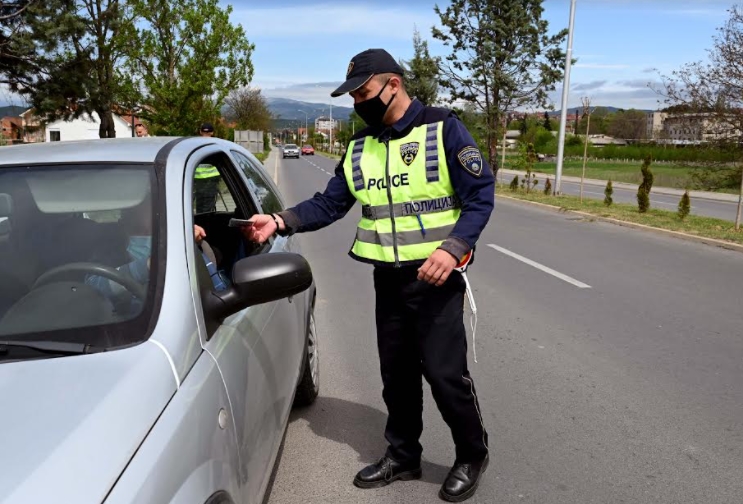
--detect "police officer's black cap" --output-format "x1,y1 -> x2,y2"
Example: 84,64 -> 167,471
331,49 -> 405,98
199,122 -> 214,133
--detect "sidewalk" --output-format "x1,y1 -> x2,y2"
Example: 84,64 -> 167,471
263,146 -> 280,184
497,168 -> 740,203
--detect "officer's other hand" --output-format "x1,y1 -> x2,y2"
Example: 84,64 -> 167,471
418,249 -> 457,286
241,214 -> 275,244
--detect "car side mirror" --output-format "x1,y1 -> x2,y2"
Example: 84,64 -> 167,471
202,252 -> 312,320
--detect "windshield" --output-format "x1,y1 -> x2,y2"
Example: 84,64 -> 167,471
285,144 -> 298,149
0,164 -> 160,350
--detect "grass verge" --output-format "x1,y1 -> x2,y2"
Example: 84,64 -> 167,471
254,150 -> 269,163
497,183 -> 743,245
501,158 -> 695,188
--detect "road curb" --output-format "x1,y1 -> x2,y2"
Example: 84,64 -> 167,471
497,194 -> 743,254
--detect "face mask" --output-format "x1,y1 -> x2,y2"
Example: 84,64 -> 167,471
127,235 -> 152,262
354,79 -> 396,127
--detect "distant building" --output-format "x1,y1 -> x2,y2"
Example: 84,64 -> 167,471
646,111 -> 668,140
661,113 -> 740,145
1,116 -> 21,144
586,134 -> 627,147
314,116 -> 337,133
44,111 -> 133,142
20,109 -> 45,143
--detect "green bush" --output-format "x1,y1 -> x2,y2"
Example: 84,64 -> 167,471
678,190 -> 691,220
544,178 -> 552,195
604,179 -> 613,206
637,156 -> 653,213
509,175 -> 519,191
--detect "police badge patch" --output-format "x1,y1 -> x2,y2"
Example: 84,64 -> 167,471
457,146 -> 483,177
400,142 -> 419,166
346,61 -> 354,77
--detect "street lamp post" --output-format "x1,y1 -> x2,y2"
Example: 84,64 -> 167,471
329,100 -> 333,154
298,109 -> 308,142
555,0 -> 577,195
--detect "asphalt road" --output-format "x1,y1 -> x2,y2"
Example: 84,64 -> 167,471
267,153 -> 743,504
496,169 -> 740,222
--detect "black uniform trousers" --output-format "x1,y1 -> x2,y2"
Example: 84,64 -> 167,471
373,265 -> 489,465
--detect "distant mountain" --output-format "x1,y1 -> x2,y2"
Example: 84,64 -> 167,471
0,105 -> 26,118
546,106 -> 653,116
267,97 -> 353,125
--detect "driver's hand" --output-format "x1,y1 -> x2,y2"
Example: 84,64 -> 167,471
241,214 -> 275,244
194,224 -> 206,243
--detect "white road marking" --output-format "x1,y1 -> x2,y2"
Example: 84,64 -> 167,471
487,244 -> 592,289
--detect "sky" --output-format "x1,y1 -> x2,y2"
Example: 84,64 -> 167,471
0,0 -> 735,111
227,0 -> 734,111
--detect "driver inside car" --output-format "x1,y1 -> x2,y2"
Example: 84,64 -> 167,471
86,199 -> 228,318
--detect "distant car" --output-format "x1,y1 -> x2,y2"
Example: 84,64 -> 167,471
0,137 -> 319,504
282,144 -> 300,159
301,145 -> 315,156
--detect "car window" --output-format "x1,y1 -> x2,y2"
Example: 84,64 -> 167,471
193,161 -> 238,215
231,150 -> 284,215
0,164 -> 160,347
284,144 -> 297,149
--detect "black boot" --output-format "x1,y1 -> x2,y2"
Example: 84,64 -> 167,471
439,454 -> 489,502
353,456 -> 422,489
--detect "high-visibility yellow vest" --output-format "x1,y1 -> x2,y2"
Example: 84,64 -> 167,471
343,121 -> 460,266
195,164 -> 220,179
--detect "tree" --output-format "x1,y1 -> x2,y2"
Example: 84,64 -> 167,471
657,5 -> 743,230
509,175 -> 519,191
637,155 -> 653,213
4,0 -> 133,138
433,0 -> 568,176
607,109 -> 647,140
543,111 -> 552,131
604,179 -> 613,206
126,0 -> 254,136
224,87 -> 273,132
678,190 -> 691,220
400,28 -> 440,106
580,97 -> 593,203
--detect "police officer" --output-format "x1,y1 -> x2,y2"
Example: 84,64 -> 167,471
194,122 -> 221,213
244,49 -> 494,502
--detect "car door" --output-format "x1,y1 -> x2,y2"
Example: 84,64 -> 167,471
186,147 -> 301,504
229,147 -> 308,430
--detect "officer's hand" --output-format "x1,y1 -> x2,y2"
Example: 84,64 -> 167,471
418,249 -> 457,286
241,214 -> 275,244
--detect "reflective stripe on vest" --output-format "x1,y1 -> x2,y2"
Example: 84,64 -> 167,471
361,195 -> 460,220
343,120 -> 459,265
425,122 -> 439,182
355,223 -> 455,247
350,139 -> 366,191
195,164 -> 220,179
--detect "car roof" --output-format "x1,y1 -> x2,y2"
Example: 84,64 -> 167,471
0,137 -> 190,166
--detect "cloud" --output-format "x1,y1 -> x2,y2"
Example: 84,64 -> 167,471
259,81 -> 354,107
573,63 -> 631,70
231,4 -> 438,40
642,67 -> 656,73
572,80 -> 608,91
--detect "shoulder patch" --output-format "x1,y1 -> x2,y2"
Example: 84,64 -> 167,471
457,146 -> 483,177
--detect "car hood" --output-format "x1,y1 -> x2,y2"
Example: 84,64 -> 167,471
0,341 -> 178,503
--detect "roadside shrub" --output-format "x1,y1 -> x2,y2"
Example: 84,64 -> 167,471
604,179 -> 613,206
510,175 -> 519,191
678,190 -> 691,220
637,156 -> 653,213
544,178 -> 552,195
637,186 -> 649,213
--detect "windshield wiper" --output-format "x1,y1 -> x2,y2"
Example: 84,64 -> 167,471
0,340 -> 104,356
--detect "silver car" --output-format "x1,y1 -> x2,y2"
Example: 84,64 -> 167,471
281,144 -> 300,159
0,137 -> 319,504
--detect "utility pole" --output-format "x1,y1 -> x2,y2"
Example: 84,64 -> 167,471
555,0 -> 577,195
329,100 -> 333,154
